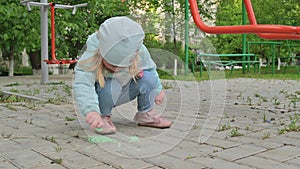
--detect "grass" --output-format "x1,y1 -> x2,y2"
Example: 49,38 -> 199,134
0,93 -> 25,103
65,117 -> 76,121
217,123 -> 231,131
230,127 -> 244,137
159,66 -> 299,81
279,114 -> 300,134
262,132 -> 271,140
51,158 -> 62,164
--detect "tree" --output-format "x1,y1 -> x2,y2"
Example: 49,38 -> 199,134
0,1 -> 37,76
50,0 -> 132,60
1,0 -> 219,76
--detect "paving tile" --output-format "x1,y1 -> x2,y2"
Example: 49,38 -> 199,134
0,158 -> 19,169
31,163 -> 67,169
257,145 -> 300,162
245,129 -> 279,140
1,76 -> 300,169
88,164 -> 117,169
227,135 -> 260,145
0,139 -> 25,153
143,167 -> 164,169
251,140 -> 283,150
212,144 -> 267,161
191,156 -> 253,169
47,150 -> 104,169
91,151 -> 154,169
269,134 -> 300,146
285,156 -> 300,167
285,131 -> 300,139
145,154 -> 206,169
2,149 -> 52,169
166,143 -> 221,159
236,156 -> 287,169
204,137 -> 242,149
262,163 -> 299,169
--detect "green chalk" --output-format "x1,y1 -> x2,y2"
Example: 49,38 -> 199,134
95,128 -> 103,132
88,135 -> 117,144
129,136 -> 139,142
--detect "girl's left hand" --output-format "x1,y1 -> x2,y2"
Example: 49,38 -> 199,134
135,71 -> 144,79
155,90 -> 165,105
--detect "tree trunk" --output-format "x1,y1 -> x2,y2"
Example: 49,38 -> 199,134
29,51 -> 41,69
8,46 -> 14,77
172,0 -> 177,55
29,50 -> 41,74
277,46 -> 281,70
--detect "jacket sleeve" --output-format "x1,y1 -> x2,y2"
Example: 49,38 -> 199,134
73,33 -> 101,117
139,45 -> 163,94
73,66 -> 100,117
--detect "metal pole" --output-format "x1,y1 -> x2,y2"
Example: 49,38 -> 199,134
185,0 -> 189,75
272,44 -> 275,75
40,0 -> 49,84
50,3 -> 57,61
242,0 -> 247,74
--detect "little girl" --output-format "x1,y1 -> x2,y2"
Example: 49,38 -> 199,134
73,16 -> 172,134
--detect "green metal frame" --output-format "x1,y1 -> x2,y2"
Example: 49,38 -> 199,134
193,53 -> 260,77
185,0 -> 189,75
247,41 -> 282,75
284,40 -> 300,74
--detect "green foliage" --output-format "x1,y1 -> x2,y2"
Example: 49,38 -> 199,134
157,69 -> 175,80
14,66 -> 33,75
217,123 -> 231,131
49,0 -> 121,60
0,1 -> 31,62
0,93 -> 25,103
279,113 -> 300,134
0,65 -> 32,76
230,127 -> 244,137
7,0 -> 300,77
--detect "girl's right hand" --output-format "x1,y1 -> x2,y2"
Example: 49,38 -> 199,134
86,112 -> 103,129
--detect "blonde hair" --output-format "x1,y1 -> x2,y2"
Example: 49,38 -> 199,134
78,49 -> 140,88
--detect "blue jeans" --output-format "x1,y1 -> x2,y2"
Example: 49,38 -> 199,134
95,71 -> 157,116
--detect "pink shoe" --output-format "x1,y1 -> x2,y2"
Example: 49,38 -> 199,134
95,116 -> 116,135
133,110 -> 172,129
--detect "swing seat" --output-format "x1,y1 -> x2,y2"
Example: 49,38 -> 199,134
44,59 -> 77,64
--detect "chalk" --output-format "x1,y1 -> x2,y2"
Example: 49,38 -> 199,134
95,128 -> 103,132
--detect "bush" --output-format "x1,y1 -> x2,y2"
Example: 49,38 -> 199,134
14,66 -> 33,75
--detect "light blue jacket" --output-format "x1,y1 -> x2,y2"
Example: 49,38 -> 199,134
73,32 -> 162,116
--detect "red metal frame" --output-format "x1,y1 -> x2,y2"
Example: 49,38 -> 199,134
44,2 -> 77,64
189,0 -> 300,40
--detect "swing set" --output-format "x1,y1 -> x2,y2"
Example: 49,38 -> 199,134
46,2 -> 78,64
21,1 -> 87,65
188,0 -> 300,40
188,0 -> 300,77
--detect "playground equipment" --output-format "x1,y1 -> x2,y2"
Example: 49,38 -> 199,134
284,41 -> 300,74
247,41 -> 283,75
45,2 -> 79,64
192,53 -> 259,77
188,0 -> 300,40
187,0 -> 300,76
21,0 -> 87,83
247,41 -> 299,75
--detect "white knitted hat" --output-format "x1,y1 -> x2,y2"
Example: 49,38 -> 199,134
98,16 -> 145,67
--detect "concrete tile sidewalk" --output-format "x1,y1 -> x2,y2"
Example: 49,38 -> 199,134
0,75 -> 299,169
